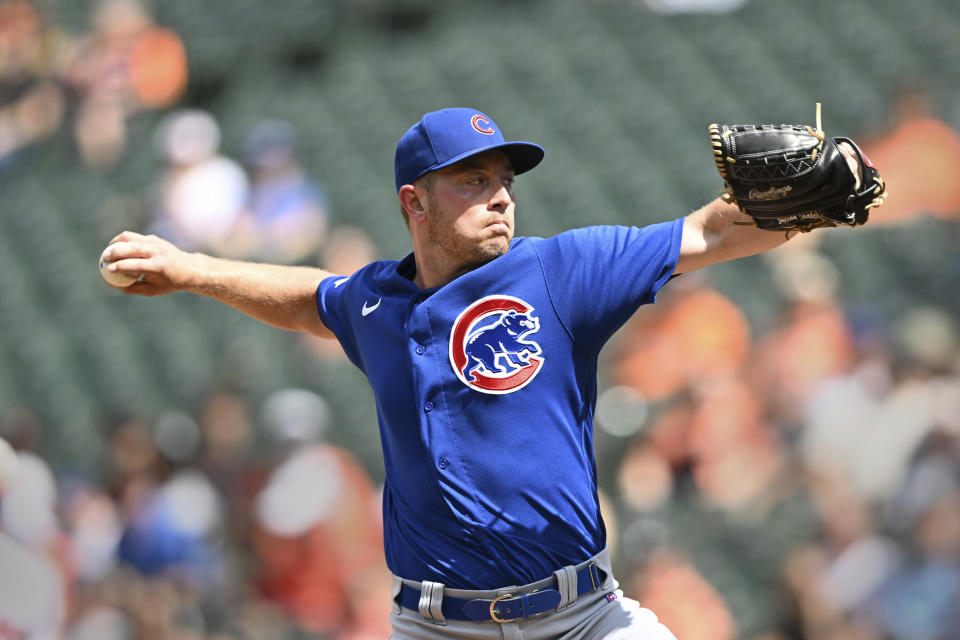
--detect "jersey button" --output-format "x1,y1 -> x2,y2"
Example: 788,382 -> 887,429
438,458 -> 450,470
424,401 -> 434,412
415,345 -> 426,355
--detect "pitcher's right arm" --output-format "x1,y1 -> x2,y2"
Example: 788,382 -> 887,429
102,231 -> 336,339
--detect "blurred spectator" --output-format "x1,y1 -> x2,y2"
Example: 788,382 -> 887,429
61,402 -> 261,640
611,282 -> 751,401
801,351 -> 942,503
764,234 -> 840,305
251,388 -> 391,638
888,431 -> 960,536
0,528 -> 66,640
237,119 -> 331,264
66,603 -> 134,640
199,393 -> 254,479
64,0 -> 187,169
894,306 -> 959,375
617,442 -> 674,513
863,429 -> 960,640
148,109 -> 250,256
688,378 -> 786,513
0,438 -> 67,640
117,468 -> 224,590
0,405 -> 42,452
629,548 -> 737,640
751,298 -> 855,426
646,400 -> 696,473
60,479 -> 123,585
865,490 -> 960,640
196,392 -> 258,545
0,0 -> 66,165
321,224 -> 379,276
68,568 -> 209,640
108,419 -> 225,595
780,471 -> 900,639
626,377 -> 786,515
0,409 -> 74,569
862,90 -> 960,224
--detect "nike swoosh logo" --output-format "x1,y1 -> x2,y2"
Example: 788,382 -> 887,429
361,299 -> 381,316
334,277 -> 350,288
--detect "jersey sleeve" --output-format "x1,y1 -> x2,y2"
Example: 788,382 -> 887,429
533,218 -> 684,350
315,275 -> 365,371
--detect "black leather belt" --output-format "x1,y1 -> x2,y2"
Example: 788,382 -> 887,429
397,562 -> 605,623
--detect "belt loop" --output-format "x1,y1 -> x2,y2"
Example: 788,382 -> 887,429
553,564 -> 578,609
390,575 -> 403,614
418,580 -> 446,625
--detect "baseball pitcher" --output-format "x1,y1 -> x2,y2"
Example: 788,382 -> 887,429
102,106 -> 884,639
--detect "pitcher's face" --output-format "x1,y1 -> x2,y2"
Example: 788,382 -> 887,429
421,150 -> 517,270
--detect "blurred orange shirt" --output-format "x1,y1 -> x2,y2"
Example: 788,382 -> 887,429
613,288 -> 750,400
128,27 -> 188,108
864,115 -> 960,223
633,551 -> 736,640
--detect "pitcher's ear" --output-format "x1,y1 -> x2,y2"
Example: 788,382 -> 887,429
398,184 -> 427,223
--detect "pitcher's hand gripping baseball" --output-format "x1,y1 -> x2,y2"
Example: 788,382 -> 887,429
709,103 -> 887,233
99,232 -> 197,296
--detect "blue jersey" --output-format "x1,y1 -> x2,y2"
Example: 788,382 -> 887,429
315,220 -> 684,589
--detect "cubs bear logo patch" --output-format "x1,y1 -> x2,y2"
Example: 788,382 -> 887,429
449,295 -> 544,394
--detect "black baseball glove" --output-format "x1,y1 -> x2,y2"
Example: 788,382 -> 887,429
709,105 -> 886,232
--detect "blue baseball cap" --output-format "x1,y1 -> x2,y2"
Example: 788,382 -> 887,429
394,108 -> 545,192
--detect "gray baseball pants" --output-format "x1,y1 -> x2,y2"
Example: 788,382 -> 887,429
388,548 -> 678,639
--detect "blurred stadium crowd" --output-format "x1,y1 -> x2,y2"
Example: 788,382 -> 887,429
2,0 -> 960,639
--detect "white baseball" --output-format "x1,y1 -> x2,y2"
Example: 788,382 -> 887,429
0,437 -> 19,493
99,251 -> 139,288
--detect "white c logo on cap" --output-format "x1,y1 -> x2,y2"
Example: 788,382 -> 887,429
471,115 -> 495,135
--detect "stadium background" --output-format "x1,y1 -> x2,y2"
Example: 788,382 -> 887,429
1,0 -> 960,639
